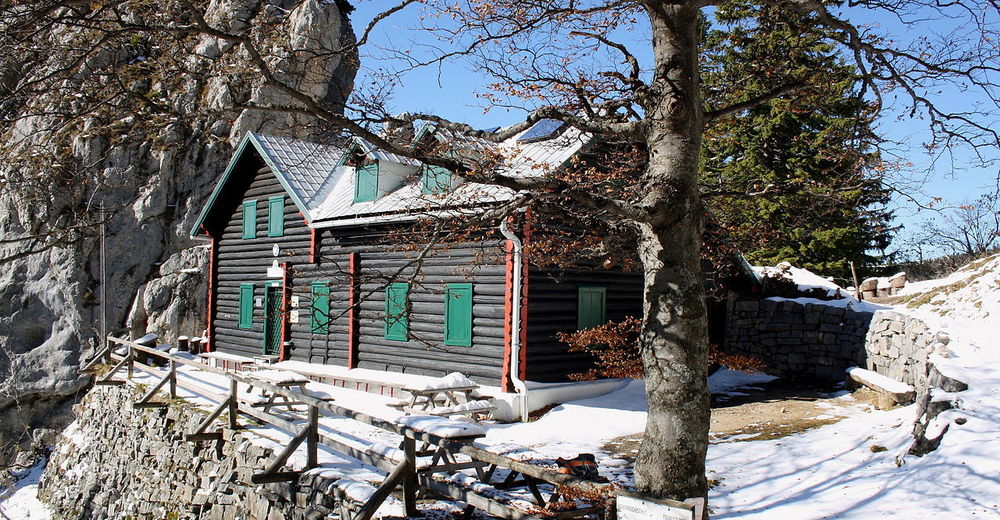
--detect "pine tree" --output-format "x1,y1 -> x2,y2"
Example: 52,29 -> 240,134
701,2 -> 894,278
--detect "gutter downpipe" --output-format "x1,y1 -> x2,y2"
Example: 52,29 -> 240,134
500,218 -> 530,421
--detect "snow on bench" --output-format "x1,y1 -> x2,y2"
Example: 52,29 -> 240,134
245,369 -> 311,385
429,400 -> 496,417
846,367 -> 916,409
396,415 -> 486,438
334,478 -> 405,516
405,372 -> 478,392
364,442 -> 434,469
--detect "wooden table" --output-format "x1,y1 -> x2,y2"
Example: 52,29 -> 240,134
244,369 -> 313,413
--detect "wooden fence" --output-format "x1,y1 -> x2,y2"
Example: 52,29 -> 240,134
81,337 -> 624,520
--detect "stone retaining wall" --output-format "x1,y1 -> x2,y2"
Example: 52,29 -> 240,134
725,298 -> 874,380
39,385 -> 343,520
864,310 -> 936,389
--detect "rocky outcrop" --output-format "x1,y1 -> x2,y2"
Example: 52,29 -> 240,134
0,0 -> 357,447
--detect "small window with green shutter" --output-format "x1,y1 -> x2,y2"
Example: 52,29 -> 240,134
311,281 -> 330,334
577,286 -> 606,330
239,283 -> 254,329
354,163 -> 379,203
267,196 -> 284,237
241,200 -> 257,239
421,165 -> 451,194
444,283 -> 473,347
384,283 -> 409,341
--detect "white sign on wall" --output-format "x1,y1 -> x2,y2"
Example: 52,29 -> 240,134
617,493 -> 695,520
289,310 -> 300,324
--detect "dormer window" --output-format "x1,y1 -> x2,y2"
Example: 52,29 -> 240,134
421,165 -> 451,194
347,150 -> 379,203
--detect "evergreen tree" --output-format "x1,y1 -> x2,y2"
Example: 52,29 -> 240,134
701,3 -> 894,278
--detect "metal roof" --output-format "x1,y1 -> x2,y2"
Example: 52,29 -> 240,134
193,124 -> 589,235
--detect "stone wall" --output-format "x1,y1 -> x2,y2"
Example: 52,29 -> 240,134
39,385 -> 346,520
863,310 -> 945,390
725,297 -> 874,380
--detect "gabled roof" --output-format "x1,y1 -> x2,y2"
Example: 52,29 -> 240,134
191,120 -> 590,235
189,133 -> 348,236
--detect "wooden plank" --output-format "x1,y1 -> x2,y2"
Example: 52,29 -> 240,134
250,471 -> 301,484
184,432 -> 223,442
419,474 -> 544,520
133,402 -> 169,409
354,460 -> 410,520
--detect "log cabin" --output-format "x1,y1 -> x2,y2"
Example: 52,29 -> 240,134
189,122 -> 755,412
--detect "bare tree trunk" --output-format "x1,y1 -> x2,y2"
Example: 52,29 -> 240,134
632,3 -> 710,505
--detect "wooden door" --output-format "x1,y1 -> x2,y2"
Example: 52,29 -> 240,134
262,285 -> 282,356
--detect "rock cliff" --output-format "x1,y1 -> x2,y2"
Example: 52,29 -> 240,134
0,0 -> 357,448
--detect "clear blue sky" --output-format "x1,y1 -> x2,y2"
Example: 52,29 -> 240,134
348,1 -> 999,256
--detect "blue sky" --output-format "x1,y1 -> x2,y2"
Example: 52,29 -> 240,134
347,1 -> 999,255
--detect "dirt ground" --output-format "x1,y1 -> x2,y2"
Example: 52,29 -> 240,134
603,378 -> 873,461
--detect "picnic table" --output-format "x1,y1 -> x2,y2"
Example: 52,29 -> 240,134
389,372 -> 495,419
244,369 -> 314,413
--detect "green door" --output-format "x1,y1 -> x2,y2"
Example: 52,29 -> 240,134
262,285 -> 282,356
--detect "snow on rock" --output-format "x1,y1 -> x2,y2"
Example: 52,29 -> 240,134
758,262 -> 848,298
396,415 -> 486,438
0,456 -> 53,520
846,367 -> 915,395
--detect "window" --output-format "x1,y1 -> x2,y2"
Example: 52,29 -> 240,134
239,283 -> 254,329
311,281 -> 330,334
354,163 -> 379,202
267,196 -> 284,237
577,286 -> 606,330
421,165 -> 451,194
384,283 -> 409,341
241,200 -> 257,239
444,283 -> 473,346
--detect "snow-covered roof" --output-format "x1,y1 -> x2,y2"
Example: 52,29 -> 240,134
190,121 -> 590,236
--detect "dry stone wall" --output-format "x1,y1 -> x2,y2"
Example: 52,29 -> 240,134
39,385 -> 345,520
863,310 -> 944,389
724,297 -> 874,380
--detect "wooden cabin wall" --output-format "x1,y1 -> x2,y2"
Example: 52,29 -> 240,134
214,166 -> 312,359
315,230 -> 509,384
524,266 -> 644,382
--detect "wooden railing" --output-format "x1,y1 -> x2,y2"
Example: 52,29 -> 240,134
82,336 -> 624,520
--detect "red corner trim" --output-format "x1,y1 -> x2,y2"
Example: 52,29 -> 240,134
310,229 -> 320,263
280,262 -> 290,361
206,234 -> 219,352
347,252 -> 360,369
501,239 -> 515,392
519,221 -> 531,382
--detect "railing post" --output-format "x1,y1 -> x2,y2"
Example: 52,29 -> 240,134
168,360 -> 177,398
104,336 -> 111,364
228,378 -> 239,429
402,435 -> 418,517
127,344 -> 134,379
307,405 -> 318,469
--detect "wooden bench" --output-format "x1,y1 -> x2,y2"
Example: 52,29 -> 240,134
244,369 -> 314,412
846,367 -> 916,410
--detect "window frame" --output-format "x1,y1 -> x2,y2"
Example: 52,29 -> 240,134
421,165 -> 452,194
241,200 -> 257,239
353,162 -> 379,203
443,283 -> 473,347
384,282 -> 410,341
267,196 -> 284,237
310,281 -> 330,334
238,283 -> 254,329
577,285 -> 607,330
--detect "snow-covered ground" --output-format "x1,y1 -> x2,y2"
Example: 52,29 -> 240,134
4,255 -> 999,519
0,456 -> 53,520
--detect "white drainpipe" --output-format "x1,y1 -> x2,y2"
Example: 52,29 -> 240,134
499,218 -> 530,421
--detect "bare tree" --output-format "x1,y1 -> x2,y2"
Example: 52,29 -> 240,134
918,188 -> 1000,256
3,0 -> 999,511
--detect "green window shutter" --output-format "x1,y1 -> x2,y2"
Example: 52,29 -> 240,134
354,163 -> 379,202
421,165 -> 451,194
384,283 -> 409,341
239,283 -> 254,329
242,200 -> 257,239
444,283 -> 473,347
267,196 -> 284,237
577,286 -> 607,330
311,281 -> 330,334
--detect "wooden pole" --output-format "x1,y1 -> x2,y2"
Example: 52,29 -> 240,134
169,360 -> 177,398
850,261 -> 863,301
402,436 -> 418,516
228,378 -> 239,429
307,405 -> 318,469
